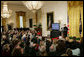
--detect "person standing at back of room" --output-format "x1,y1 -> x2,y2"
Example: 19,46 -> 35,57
63,24 -> 68,38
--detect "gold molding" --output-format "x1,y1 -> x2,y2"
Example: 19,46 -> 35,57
68,1 -> 83,7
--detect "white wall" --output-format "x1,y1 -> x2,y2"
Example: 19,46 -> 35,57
41,1 -> 68,36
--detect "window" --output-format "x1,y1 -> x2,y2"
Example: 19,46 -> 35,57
19,16 -> 23,28
29,19 -> 32,28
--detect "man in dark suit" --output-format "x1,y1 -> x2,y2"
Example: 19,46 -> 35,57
63,24 -> 68,38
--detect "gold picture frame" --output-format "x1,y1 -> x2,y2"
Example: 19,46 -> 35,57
46,12 -> 54,31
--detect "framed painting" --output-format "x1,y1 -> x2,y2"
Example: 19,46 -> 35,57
47,12 -> 54,31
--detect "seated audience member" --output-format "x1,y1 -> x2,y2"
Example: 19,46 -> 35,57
65,37 -> 80,49
28,30 -> 32,40
66,48 -> 72,56
1,35 -> 9,46
49,39 -> 58,56
46,39 -> 52,53
11,48 -> 22,56
70,37 -> 80,49
12,35 -> 17,41
39,45 -> 46,52
61,54 -> 68,56
24,41 -> 31,56
12,39 -> 20,48
39,45 -> 47,56
12,41 -> 24,56
2,44 -> 10,56
36,35 -> 42,40
50,39 -> 58,52
56,40 -> 66,56
39,41 -> 46,51
22,33 -> 26,40
65,37 -> 69,41
59,36 -> 65,41
72,48 -> 80,56
65,37 -> 71,48
80,37 -> 83,56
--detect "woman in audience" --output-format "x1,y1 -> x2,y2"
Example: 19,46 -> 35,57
72,47 -> 80,56
2,44 -> 10,56
80,37 -> 83,56
39,46 -> 47,56
49,39 -> 58,56
70,37 -> 80,49
39,40 -> 47,56
11,48 -> 22,56
56,40 -> 66,56
24,41 -> 31,56
11,41 -> 24,56
1,35 -> 10,46
46,39 -> 52,54
66,48 -> 72,56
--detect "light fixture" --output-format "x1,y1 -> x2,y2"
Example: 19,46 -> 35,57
23,1 -> 43,13
1,2 -> 12,19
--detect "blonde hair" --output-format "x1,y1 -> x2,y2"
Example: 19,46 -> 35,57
53,39 -> 57,44
61,54 -> 68,56
66,48 -> 72,56
2,35 -> 6,39
3,44 -> 10,51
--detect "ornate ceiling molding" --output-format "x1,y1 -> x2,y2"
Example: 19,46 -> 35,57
68,1 -> 83,7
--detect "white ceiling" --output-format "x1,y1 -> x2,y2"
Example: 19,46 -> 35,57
1,1 -> 24,6
1,1 -> 47,6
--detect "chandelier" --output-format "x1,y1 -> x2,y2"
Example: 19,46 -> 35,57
1,2 -> 12,19
23,1 -> 43,13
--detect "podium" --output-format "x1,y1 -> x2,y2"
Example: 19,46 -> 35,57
50,30 -> 61,38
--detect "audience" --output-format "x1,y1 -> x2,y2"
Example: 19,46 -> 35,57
1,29 -> 82,56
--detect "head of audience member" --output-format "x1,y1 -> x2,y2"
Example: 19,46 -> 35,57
73,36 -> 76,42
46,39 -> 51,45
2,35 -> 7,40
66,48 -> 72,56
11,48 -> 22,56
53,39 -> 57,45
40,40 -> 45,46
65,37 -> 69,41
39,45 -> 46,53
12,39 -> 20,48
26,41 -> 30,46
19,42 -> 25,48
2,44 -> 10,56
61,54 -> 68,56
2,44 -> 10,52
81,37 -> 83,45
56,40 -> 66,51
13,35 -> 17,40
49,45 -> 54,52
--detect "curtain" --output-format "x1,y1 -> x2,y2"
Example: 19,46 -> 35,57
16,11 -> 26,28
23,12 -> 26,28
68,1 -> 80,38
2,18 -> 6,30
80,2 -> 83,37
16,12 -> 20,28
